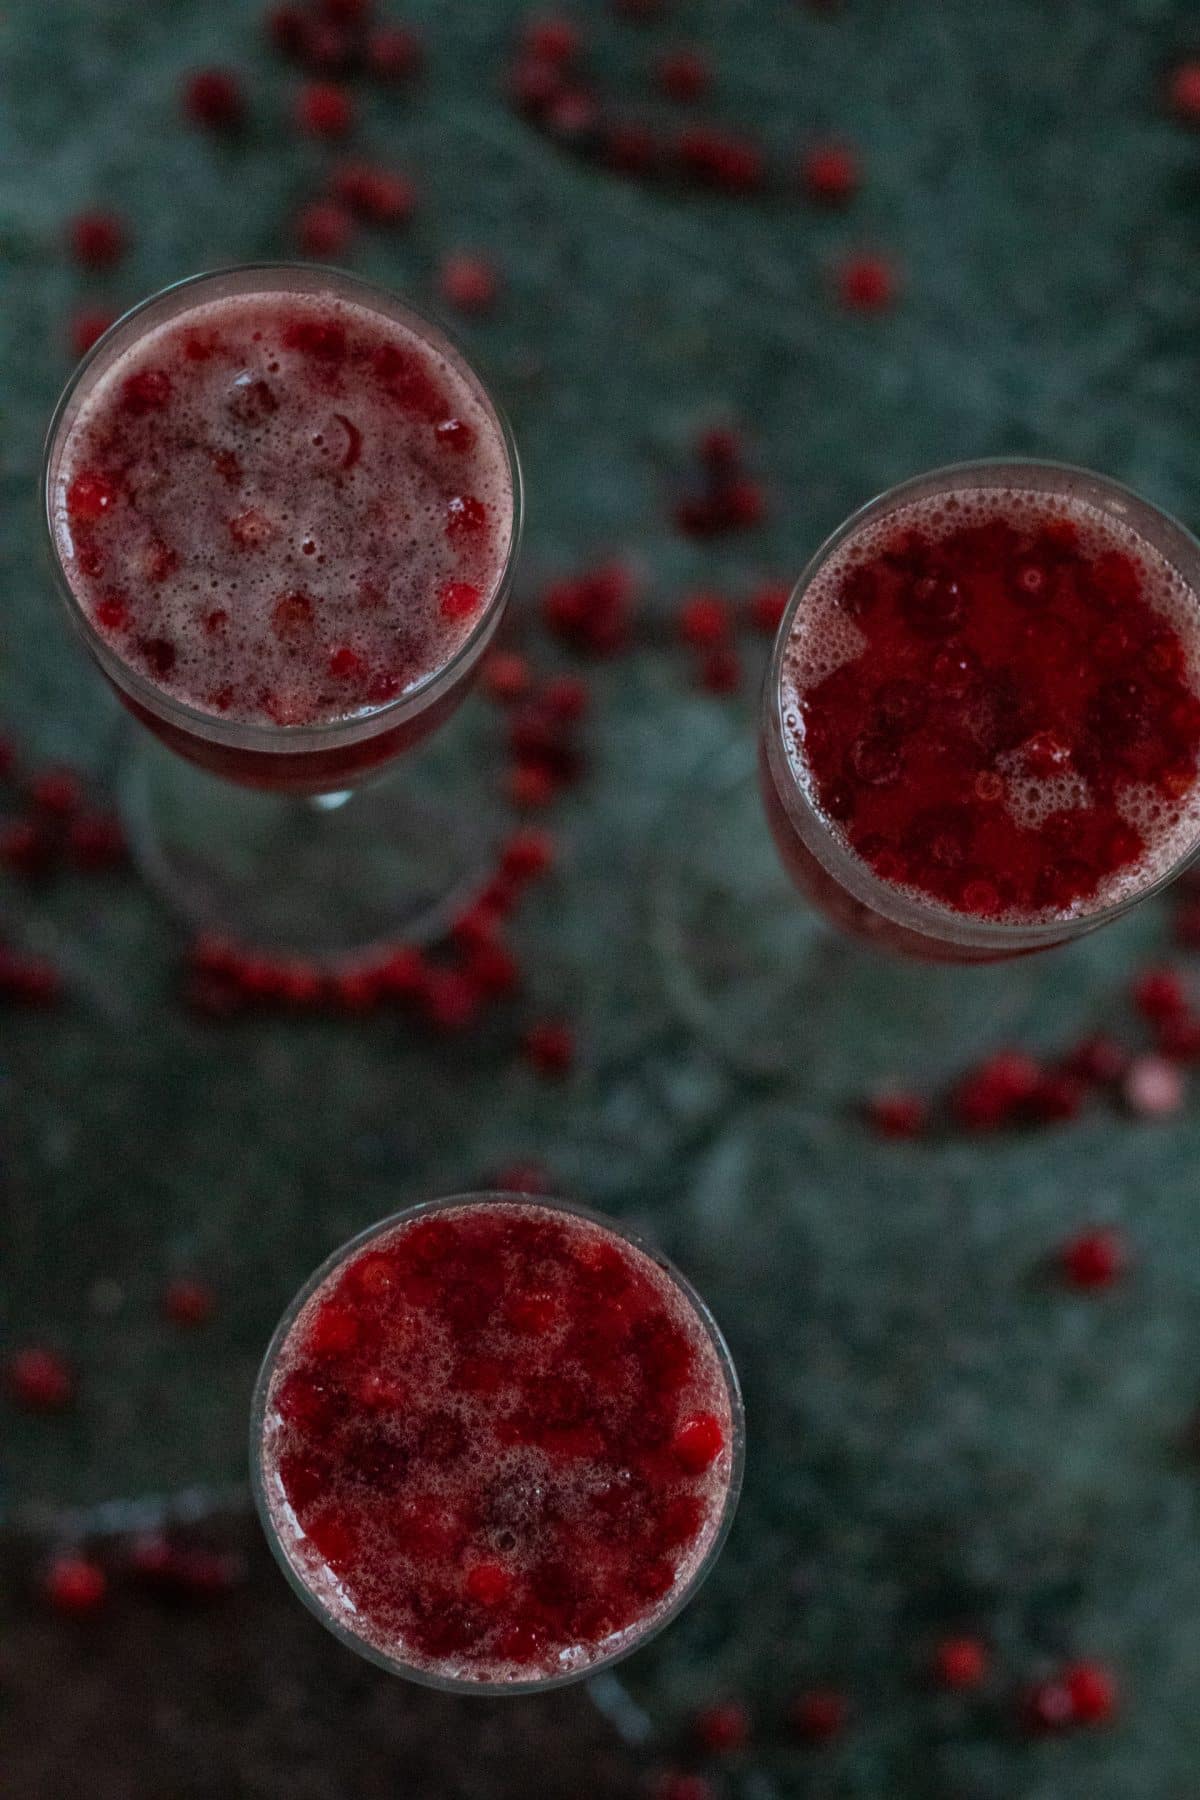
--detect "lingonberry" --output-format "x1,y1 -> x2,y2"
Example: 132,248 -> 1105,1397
7,1346 -> 74,1411
522,1018 -> 575,1076
67,210 -> 127,269
295,81 -> 354,138
801,142 -> 861,205
69,306 -> 118,359
1155,1012 -> 1200,1062
44,1553 -> 108,1615
366,25 -> 425,82
1063,1659 -> 1118,1725
376,945 -> 428,1000
1168,60 -> 1200,124
542,675 -> 590,722
439,253 -> 501,313
1059,1226 -> 1128,1290
1123,1053 -> 1185,1117
501,827 -> 556,881
836,253 -> 897,312
747,581 -> 790,635
507,762 -> 559,810
865,1088 -> 929,1139
296,199 -> 354,260
1131,965 -> 1188,1021
1025,1070 -> 1086,1125
181,67 -> 246,131
671,1412 -> 724,1472
439,581 -> 483,620
330,963 -> 381,1012
699,645 -> 742,694
932,1636 -> 989,1690
265,4 -> 308,57
331,162 -> 416,223
678,594 -> 732,648
676,125 -> 765,194
162,1277 -> 217,1327
30,767 -> 83,817
421,967 -> 481,1031
951,1050 -> 1041,1131
521,16 -> 583,64
789,1689 -> 850,1743
693,1699 -> 749,1753
482,650 -> 531,705
656,48 -> 711,104
467,939 -> 521,999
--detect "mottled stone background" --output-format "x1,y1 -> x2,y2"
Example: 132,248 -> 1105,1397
4,1 -> 1200,1795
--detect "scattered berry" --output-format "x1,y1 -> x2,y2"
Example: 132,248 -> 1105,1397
522,16 -> 582,64
1132,966 -> 1188,1021
296,199 -> 354,260
181,67 -> 246,131
1059,1227 -> 1128,1291
789,1689 -> 849,1744
693,1700 -> 749,1754
295,80 -> 354,138
483,650 -> 534,704
747,581 -> 790,635
1063,1660 -> 1118,1725
656,48 -> 711,103
866,1088 -> 929,1139
439,252 -> 502,313
366,25 -> 425,81
522,1018 -> 575,1077
7,1347 -> 74,1411
331,162 -> 416,224
678,594 -> 732,648
44,1554 -> 107,1616
801,142 -> 861,205
932,1636 -> 989,1690
162,1277 -> 217,1327
68,210 -> 127,270
69,306 -> 118,359
836,253 -> 897,313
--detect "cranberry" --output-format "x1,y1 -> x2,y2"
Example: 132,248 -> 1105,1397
446,494 -> 488,538
366,25 -> 425,81
421,968 -> 482,1031
789,1689 -> 849,1743
67,210 -> 127,269
522,1019 -> 575,1076
676,125 -> 765,194
0,818 -> 56,876
801,142 -> 861,205
439,581 -> 483,620
502,827 -> 556,881
747,581 -> 790,634
1063,1660 -> 1118,1725
44,1554 -> 107,1616
67,470 -> 118,523
678,594 -> 732,647
439,253 -> 501,313
31,767 -> 83,817
507,762 -> 559,810
521,16 -> 582,64
483,651 -> 533,703
1064,1034 -> 1128,1085
331,162 -> 416,223
0,948 -> 62,1003
836,253 -> 897,312
671,1412 -> 724,1472
162,1277 -> 216,1327
656,48 -> 711,103
693,1700 -> 749,1753
1169,60 -> 1200,123
1059,1227 -> 1128,1290
1131,965 -> 1188,1021
296,200 -> 354,259
951,1050 -> 1041,1131
265,4 -> 307,56
1155,1012 -> 1200,1062
932,1636 -> 989,1690
698,644 -> 742,694
69,306 -> 118,359
865,1088 -> 928,1139
181,67 -> 246,130
7,1346 -> 74,1411
295,81 -> 354,138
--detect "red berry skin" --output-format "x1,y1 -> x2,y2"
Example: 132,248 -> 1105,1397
501,827 -> 556,881
69,306 -> 118,359
181,67 -> 246,131
1059,1226 -> 1127,1290
1025,1070 -> 1086,1125
789,1689 -> 849,1743
68,210 -> 127,269
44,1554 -> 108,1615
439,253 -> 501,313
1063,1660 -> 1118,1725
678,594 -> 732,648
836,253 -> 897,313
522,1018 -> 575,1076
162,1277 -> 216,1327
866,1089 -> 928,1139
296,200 -> 354,260
932,1636 -> 989,1690
801,142 -> 861,206
295,81 -> 354,138
482,650 -> 533,704
1168,61 -> 1200,124
693,1700 -> 749,1754
331,162 -> 416,224
421,967 -> 481,1032
7,1346 -> 74,1411
951,1050 -> 1041,1131
1131,966 -> 1188,1021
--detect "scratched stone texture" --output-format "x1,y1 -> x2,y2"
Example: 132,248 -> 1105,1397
4,2 -> 1200,1796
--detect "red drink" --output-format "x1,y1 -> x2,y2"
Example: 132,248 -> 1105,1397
762,464 -> 1200,961
45,269 -> 518,794
252,1196 -> 742,1689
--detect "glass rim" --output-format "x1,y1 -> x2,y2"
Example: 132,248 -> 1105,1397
762,457 -> 1200,950
41,263 -> 525,757
248,1189 -> 746,1697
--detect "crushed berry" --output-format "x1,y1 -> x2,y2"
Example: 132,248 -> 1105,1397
181,67 -> 246,131
68,210 -> 127,269
7,1346 -> 74,1411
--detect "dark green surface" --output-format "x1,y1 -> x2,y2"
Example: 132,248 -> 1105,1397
5,2 -> 1200,1795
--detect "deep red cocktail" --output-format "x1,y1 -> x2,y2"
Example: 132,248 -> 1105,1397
762,463 -> 1200,961
42,268 -> 523,952
251,1195 -> 743,1691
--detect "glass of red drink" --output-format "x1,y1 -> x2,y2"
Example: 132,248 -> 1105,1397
661,462 -> 1200,1069
43,266 -> 523,955
250,1192 -> 744,1692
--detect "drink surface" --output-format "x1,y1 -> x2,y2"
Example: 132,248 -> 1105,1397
259,1202 -> 735,1684
779,487 -> 1200,924
52,290 -> 512,728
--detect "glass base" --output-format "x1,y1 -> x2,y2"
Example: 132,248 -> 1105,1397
120,729 -> 492,957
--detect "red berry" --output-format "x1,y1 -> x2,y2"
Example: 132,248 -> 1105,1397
296,200 -> 354,260
181,67 -> 246,131
951,1049 -> 1041,1131
698,644 -> 742,694
321,0 -> 372,20
501,827 -> 556,881
836,253 -> 897,313
1059,1226 -> 1128,1290
507,762 -> 559,810
697,425 -> 741,468
376,945 -> 428,1000
265,4 -> 308,56
522,16 -> 582,64
1155,1012 -> 1200,1062
367,25 -> 425,81
747,581 -> 790,635
446,494 -> 488,538
0,817 -> 56,876
671,1411 -> 725,1472
801,142 -> 861,205
693,1700 -> 749,1754
439,581 -> 483,620
789,1689 -> 849,1743
1063,1033 -> 1128,1086
31,766 -> 83,817
483,650 -> 534,704
295,81 -> 354,138
677,125 -> 765,194
0,948 -> 62,1003
866,1088 -> 928,1139
932,1636 -> 989,1690
465,1560 -> 514,1605
467,939 -> 521,999
678,593 -> 732,648
542,675 -> 590,722
522,1018 -> 575,1077
1124,1053 -> 1185,1117
1023,1678 -> 1075,1734
1063,1660 -> 1118,1725
1168,60 -> 1200,123
421,967 -> 481,1032
1131,965 -> 1188,1021
67,469 -> 118,523
439,252 -> 501,313
656,48 -> 711,103
162,1277 -> 216,1327
67,210 -> 127,269
69,306 -> 118,359
508,54 -> 567,117
330,963 -> 381,1011
44,1554 -> 107,1616
491,1160 -> 553,1195
603,120 -> 664,176
331,162 -> 416,224
7,1347 -> 74,1411
1025,1070 -> 1086,1125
